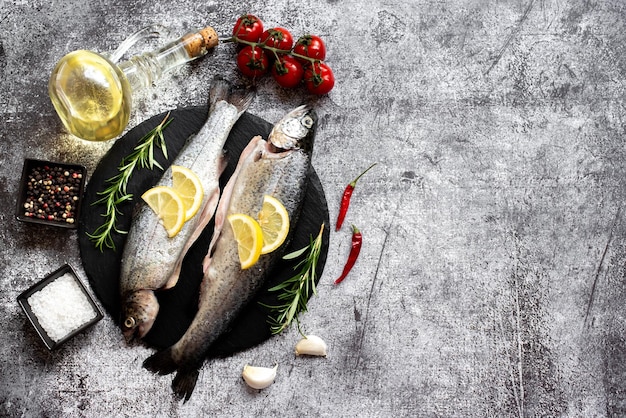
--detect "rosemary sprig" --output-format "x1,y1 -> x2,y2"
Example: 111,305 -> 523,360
87,113 -> 173,251
262,223 -> 325,336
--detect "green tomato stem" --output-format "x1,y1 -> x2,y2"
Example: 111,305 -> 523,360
225,35 -> 323,74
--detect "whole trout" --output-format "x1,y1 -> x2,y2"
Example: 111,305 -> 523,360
119,78 -> 253,342
143,105 -> 317,401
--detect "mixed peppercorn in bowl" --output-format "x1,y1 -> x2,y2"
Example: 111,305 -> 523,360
15,158 -> 86,228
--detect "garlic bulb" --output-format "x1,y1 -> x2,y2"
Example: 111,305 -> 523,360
242,364 -> 277,389
295,335 -> 327,357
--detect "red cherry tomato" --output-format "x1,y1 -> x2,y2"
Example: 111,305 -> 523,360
304,62 -> 335,95
293,35 -> 327,61
236,45 -> 270,78
271,55 -> 304,88
260,28 -> 294,51
232,14 -> 264,42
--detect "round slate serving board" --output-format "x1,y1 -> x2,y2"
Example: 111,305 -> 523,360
77,106 -> 329,357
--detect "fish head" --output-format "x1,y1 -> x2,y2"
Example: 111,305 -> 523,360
268,105 -> 317,153
120,289 -> 159,343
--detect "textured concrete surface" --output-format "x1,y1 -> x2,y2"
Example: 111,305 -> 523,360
2,0 -> 626,416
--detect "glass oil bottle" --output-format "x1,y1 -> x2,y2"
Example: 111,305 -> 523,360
48,25 -> 218,142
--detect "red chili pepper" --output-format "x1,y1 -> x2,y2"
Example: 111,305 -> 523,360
335,163 -> 377,231
334,225 -> 362,285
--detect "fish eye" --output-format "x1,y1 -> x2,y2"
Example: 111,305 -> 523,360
124,317 -> 136,329
302,116 -> 313,129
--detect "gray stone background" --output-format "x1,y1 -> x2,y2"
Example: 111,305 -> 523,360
1,0 -> 626,416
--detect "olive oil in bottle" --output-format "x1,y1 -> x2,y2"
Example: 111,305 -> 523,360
49,50 -> 131,142
48,26 -> 218,142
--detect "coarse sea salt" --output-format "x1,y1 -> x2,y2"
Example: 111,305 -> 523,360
27,273 -> 97,342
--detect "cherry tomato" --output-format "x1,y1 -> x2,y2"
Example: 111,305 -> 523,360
260,28 -> 294,51
293,35 -> 327,61
232,14 -> 264,42
236,45 -> 270,78
271,55 -> 304,88
304,62 -> 335,95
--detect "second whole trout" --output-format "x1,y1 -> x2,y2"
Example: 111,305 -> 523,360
119,78 -> 253,342
143,105 -> 318,401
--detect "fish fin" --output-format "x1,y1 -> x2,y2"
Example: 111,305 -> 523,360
144,350 -> 200,401
143,347 -> 178,375
172,367 -> 200,402
163,268 -> 180,290
202,257 -> 211,274
208,76 -> 255,116
228,86 -> 255,116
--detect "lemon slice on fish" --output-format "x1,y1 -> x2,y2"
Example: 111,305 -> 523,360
228,213 -> 264,269
171,165 -> 204,221
258,195 -> 290,254
142,186 -> 186,238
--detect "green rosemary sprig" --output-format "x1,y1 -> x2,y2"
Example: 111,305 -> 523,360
87,112 -> 173,251
262,223 -> 325,336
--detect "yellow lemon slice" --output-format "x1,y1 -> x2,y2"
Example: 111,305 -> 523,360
142,186 -> 185,238
258,195 -> 290,254
171,165 -> 204,221
228,213 -> 264,269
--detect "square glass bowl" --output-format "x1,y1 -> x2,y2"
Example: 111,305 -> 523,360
17,264 -> 103,350
15,158 -> 87,229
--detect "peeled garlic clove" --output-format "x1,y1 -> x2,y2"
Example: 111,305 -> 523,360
295,335 -> 327,357
242,364 -> 277,389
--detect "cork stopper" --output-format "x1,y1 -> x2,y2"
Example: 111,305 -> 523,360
183,26 -> 219,58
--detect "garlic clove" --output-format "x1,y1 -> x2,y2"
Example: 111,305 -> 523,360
242,364 -> 278,389
295,335 -> 328,357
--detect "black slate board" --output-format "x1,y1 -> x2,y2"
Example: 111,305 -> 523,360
77,106 -> 329,357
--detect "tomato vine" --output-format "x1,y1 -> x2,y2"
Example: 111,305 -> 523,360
227,14 -> 335,95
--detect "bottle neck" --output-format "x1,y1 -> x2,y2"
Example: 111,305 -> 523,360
118,27 -> 218,91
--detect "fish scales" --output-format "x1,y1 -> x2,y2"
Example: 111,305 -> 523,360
173,146 -> 310,366
119,78 -> 253,342
120,100 -> 238,292
143,105 -> 317,402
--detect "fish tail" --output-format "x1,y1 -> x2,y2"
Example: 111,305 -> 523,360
229,86 -> 255,116
208,76 -> 230,113
172,367 -> 200,402
143,347 -> 178,375
208,76 -> 254,116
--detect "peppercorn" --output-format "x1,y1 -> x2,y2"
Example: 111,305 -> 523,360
21,163 -> 84,224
